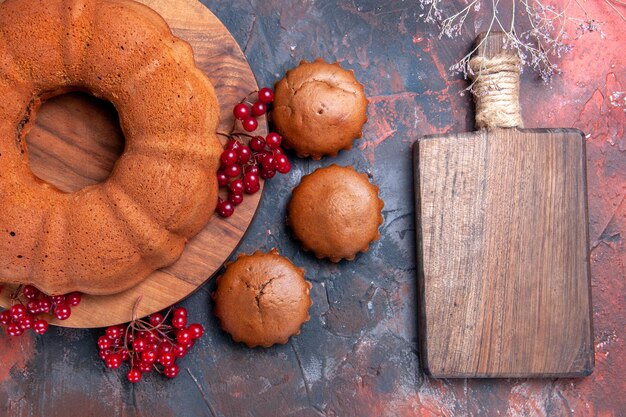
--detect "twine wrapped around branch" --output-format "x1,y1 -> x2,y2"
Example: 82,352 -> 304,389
469,55 -> 523,129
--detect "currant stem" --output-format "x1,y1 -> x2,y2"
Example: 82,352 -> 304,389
233,132 -> 255,139
152,326 -> 173,341
124,322 -> 133,349
10,285 -> 23,301
238,90 -> 260,104
216,131 -> 234,139
130,295 -> 143,322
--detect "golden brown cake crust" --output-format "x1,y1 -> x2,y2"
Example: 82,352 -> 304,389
272,58 -> 368,160
288,165 -> 384,262
0,0 -> 221,295
213,249 -> 312,348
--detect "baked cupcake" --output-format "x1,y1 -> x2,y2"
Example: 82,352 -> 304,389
213,249 -> 312,348
288,165 -> 384,262
272,58 -> 368,160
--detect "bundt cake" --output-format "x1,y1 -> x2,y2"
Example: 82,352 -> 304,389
0,0 -> 222,295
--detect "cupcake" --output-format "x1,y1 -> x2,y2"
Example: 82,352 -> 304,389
213,249 -> 312,348
288,165 -> 384,262
272,58 -> 368,159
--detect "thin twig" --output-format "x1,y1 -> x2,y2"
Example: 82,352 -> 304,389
418,0 -> 607,84
185,368 -> 218,417
605,0 -> 626,22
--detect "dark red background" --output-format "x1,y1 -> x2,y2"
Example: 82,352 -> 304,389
1,1 -> 624,416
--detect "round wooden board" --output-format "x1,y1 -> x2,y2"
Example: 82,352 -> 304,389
0,0 -> 265,328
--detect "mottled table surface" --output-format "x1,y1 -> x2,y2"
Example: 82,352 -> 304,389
1,1 -> 625,416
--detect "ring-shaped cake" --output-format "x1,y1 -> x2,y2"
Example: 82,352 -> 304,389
0,0 -> 221,295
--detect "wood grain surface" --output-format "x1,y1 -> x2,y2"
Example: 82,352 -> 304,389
414,32 -> 593,378
1,1 -> 624,416
0,0 -> 265,328
415,128 -> 593,377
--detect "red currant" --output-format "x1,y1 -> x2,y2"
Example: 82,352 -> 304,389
275,154 -> 291,174
258,87 -> 274,103
229,193 -> 244,206
27,300 -> 39,314
0,310 -> 11,325
119,348 -> 130,362
172,315 -> 187,329
237,146 -> 252,164
149,313 -> 164,327
220,150 -> 238,167
172,307 -> 187,323
158,342 -> 173,354
127,368 -> 142,383
66,292 -> 81,306
188,323 -> 204,340
138,361 -> 153,373
176,329 -> 192,345
106,325 -> 124,340
217,199 -> 235,218
217,171 -> 229,187
172,344 -> 188,358
23,285 -> 40,299
225,164 -> 241,178
225,138 -> 241,150
244,172 -> 259,186
147,340 -> 159,352
105,353 -> 123,369
259,153 -> 276,170
138,330 -> 155,344
265,133 -> 282,149
242,117 -> 258,132
51,295 -> 66,305
261,169 -> 276,180
251,101 -> 267,116
98,336 -> 112,350
7,323 -> 23,337
244,165 -> 260,175
250,136 -> 265,151
149,331 -> 161,344
164,363 -> 180,379
132,338 -> 147,353
54,303 -> 71,320
244,172 -> 260,194
229,179 -> 244,195
233,103 -> 250,120
245,182 -> 260,194
141,350 -> 157,364
33,319 -> 48,335
37,297 -> 52,313
158,352 -> 175,367
18,314 -> 34,330
10,304 -> 27,320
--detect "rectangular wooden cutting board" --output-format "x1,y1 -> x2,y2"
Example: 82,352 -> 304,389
414,127 -> 594,378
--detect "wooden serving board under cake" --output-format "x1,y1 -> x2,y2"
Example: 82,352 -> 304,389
0,0 -> 265,328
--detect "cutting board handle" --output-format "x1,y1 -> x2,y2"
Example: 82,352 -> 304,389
470,31 -> 523,129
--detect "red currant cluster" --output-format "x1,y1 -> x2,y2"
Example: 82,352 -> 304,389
0,285 -> 81,337
216,87 -> 292,218
233,87 -> 274,133
98,306 -> 204,383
